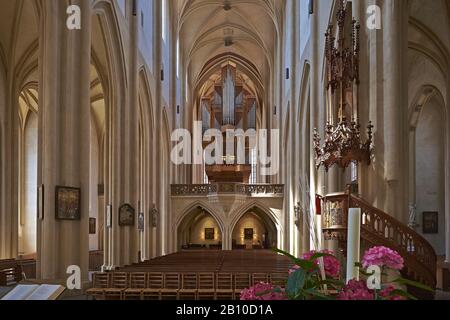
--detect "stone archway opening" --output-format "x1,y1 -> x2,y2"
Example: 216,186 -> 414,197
177,207 -> 223,251
231,207 -> 277,250
409,89 -> 447,256
18,86 -> 39,257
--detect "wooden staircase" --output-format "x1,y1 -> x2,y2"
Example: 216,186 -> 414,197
321,192 -> 437,297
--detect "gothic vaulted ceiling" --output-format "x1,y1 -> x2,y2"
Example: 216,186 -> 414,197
176,0 -> 283,92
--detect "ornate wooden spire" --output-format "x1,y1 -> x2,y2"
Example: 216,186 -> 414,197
313,0 -> 373,171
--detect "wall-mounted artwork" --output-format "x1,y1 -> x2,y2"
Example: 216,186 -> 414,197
205,228 -> 215,240
244,228 -> 254,240
106,205 -> 112,228
119,204 -> 135,226
89,218 -> 96,234
38,185 -> 44,220
151,206 -> 158,228
55,186 -> 81,220
423,212 -> 438,234
138,212 -> 145,231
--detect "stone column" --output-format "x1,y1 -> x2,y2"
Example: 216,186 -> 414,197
154,0 -> 164,257
354,0 -> 370,200
0,48 -> 19,259
37,0 -> 91,281
383,0 -> 402,219
288,0 -> 298,255
446,67 -> 450,262
306,1 -> 319,253
123,0 -> 140,266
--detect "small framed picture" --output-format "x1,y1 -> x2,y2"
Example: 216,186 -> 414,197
89,218 -> 96,234
119,204 -> 135,226
423,212 -> 438,234
151,206 -> 158,228
205,228 -> 215,240
38,185 -> 44,220
138,212 -> 145,231
244,228 -> 254,240
106,205 -> 112,228
55,186 -> 81,221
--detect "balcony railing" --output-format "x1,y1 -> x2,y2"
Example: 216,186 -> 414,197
171,183 -> 284,196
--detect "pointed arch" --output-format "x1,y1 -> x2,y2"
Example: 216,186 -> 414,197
175,201 -> 226,251
175,201 -> 226,235
229,200 -> 282,250
230,200 -> 282,234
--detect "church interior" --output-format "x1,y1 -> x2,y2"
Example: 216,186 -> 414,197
0,0 -> 450,301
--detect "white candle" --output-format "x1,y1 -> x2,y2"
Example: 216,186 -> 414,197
346,208 -> 361,283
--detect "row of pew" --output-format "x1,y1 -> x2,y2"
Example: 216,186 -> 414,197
86,250 -> 293,300
86,271 -> 288,300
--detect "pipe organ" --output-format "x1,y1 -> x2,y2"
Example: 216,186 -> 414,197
201,64 -> 257,183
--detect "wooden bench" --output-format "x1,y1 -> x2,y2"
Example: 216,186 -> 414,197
0,261 -> 24,286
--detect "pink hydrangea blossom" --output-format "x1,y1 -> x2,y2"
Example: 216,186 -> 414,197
337,280 -> 374,300
379,285 -> 406,300
362,246 -> 404,270
295,250 -> 341,278
289,265 -> 300,275
240,282 -> 287,301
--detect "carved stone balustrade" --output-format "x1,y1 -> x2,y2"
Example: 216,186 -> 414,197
171,183 -> 284,197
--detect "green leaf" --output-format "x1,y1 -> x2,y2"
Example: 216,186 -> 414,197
385,289 -> 418,301
272,286 -> 283,293
358,268 -> 376,277
393,278 -> 434,293
287,269 -> 306,298
273,248 -> 317,271
255,289 -> 273,297
308,252 -> 336,261
317,279 -> 345,290
303,288 -> 334,300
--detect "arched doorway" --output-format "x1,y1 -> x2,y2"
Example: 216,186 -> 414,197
231,207 -> 277,250
89,61 -> 106,253
18,87 -> 39,257
410,88 -> 447,255
177,207 -> 223,251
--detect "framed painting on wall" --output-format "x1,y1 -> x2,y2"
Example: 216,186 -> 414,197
244,228 -> 254,240
119,204 -> 135,226
205,228 -> 215,240
138,212 -> 145,231
106,205 -> 112,228
38,185 -> 44,220
89,218 -> 96,234
423,212 -> 438,234
55,186 -> 81,221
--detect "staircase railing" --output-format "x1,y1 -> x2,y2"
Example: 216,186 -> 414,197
322,192 -> 437,289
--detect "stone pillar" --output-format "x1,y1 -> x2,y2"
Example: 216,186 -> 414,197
290,0 -> 298,256
37,0 -> 91,281
446,67 -> 450,262
0,59 -> 19,259
154,0 -> 164,257
353,0 -> 369,198
383,0 -> 402,219
123,0 -> 140,266
306,1 -> 319,253
106,0 -> 141,268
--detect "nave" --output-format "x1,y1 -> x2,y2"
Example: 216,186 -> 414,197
86,250 -> 293,300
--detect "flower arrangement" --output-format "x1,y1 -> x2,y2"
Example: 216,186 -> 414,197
241,246 -> 433,301
361,246 -> 404,270
240,282 -> 286,301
